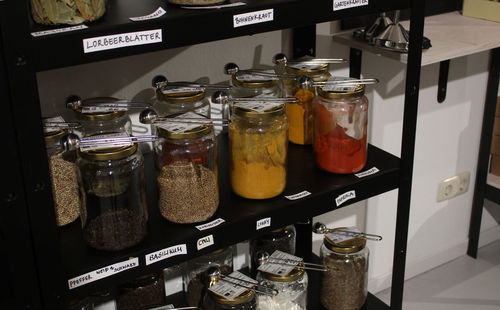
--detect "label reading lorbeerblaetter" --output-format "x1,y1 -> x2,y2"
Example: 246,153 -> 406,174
335,190 -> 356,207
68,257 -> 139,289
333,0 -> 368,11
233,9 -> 273,28
145,244 -> 187,266
83,29 -> 162,53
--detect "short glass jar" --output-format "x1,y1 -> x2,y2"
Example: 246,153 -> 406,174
256,267 -> 308,310
313,83 -> 368,173
229,71 -> 281,99
248,225 -> 296,275
116,272 -> 166,310
44,128 -> 80,226
30,0 -> 106,25
154,119 -> 218,224
76,144 -> 148,251
183,247 -> 234,307
229,103 -> 288,199
319,229 -> 369,310
73,108 -> 132,138
154,85 -> 211,118
202,289 -> 256,310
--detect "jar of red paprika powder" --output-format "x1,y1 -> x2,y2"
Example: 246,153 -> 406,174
313,81 -> 368,174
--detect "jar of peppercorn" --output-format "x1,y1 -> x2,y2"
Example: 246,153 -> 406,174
153,114 -> 218,223
313,80 -> 368,174
116,272 -> 166,310
202,288 -> 257,310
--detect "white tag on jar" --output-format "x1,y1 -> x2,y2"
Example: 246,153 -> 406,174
208,271 -> 257,300
257,250 -> 303,276
233,100 -> 282,112
326,226 -> 361,243
235,72 -> 278,81
79,133 -> 132,151
161,86 -> 204,94
43,116 -> 66,133
155,111 -> 206,133
81,105 -> 129,113
288,63 -> 322,71
322,76 -> 358,92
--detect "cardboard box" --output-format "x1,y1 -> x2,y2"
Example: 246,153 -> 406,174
463,0 -> 500,23
492,135 -> 500,155
493,116 -> 500,136
497,97 -> 500,117
491,154 -> 500,176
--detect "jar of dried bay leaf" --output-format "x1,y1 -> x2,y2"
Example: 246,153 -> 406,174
319,227 -> 369,310
154,115 -> 218,223
44,128 -> 80,226
30,0 -> 106,26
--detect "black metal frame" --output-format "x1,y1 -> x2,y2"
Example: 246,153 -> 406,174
0,0 -> 425,309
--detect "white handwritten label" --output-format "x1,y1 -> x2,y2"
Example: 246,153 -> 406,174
196,218 -> 225,231
326,226 -> 360,242
355,167 -> 380,178
81,105 -> 128,113
79,133 -> 131,151
335,190 -> 356,207
256,217 -> 271,230
208,271 -> 257,300
285,191 -> 311,200
129,7 -> 167,21
322,76 -> 358,92
233,100 -> 283,112
197,234 -> 215,251
31,25 -> 88,37
236,71 -> 278,81
333,0 -> 369,11
156,111 -> 206,133
43,116 -> 65,133
257,250 -> 303,276
145,244 -> 187,266
161,86 -> 204,94
83,29 -> 162,53
182,2 -> 246,9
68,257 -> 139,289
233,9 -> 274,28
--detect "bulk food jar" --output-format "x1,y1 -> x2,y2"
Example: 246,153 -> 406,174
229,101 -> 288,199
183,247 -> 234,307
225,63 -> 281,99
202,288 -> 256,310
30,0 -> 106,25
154,116 -> 218,223
320,228 -> 369,310
116,272 -> 166,310
313,81 -> 368,174
76,143 -> 147,251
44,128 -> 80,226
256,267 -> 308,310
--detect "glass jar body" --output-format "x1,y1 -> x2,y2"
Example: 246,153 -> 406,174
116,272 -> 166,310
183,247 -> 234,307
30,0 -> 106,25
229,109 -> 288,199
74,111 -> 132,138
76,148 -> 147,251
313,94 -> 368,173
229,82 -> 281,99
319,245 -> 369,310
201,292 -> 257,310
153,92 -> 211,119
256,271 -> 308,310
154,128 -> 219,223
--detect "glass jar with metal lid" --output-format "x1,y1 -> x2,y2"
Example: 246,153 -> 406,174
30,0 -> 106,26
154,115 -> 218,223
319,227 -> 369,310
183,247 -> 234,307
229,102 -> 288,199
76,143 -> 147,251
116,272 -> 166,310
201,288 -> 256,310
44,128 -> 80,226
248,225 -> 296,276
256,267 -> 308,310
154,79 -> 211,118
313,81 -> 368,174
225,63 -> 281,99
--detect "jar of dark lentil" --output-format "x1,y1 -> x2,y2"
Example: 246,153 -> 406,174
116,272 -> 166,310
76,143 -> 147,251
202,288 -> 256,310
44,128 -> 80,226
249,225 -> 296,276
319,228 -> 369,310
256,267 -> 308,310
154,116 -> 218,224
154,84 -> 211,118
183,247 -> 234,307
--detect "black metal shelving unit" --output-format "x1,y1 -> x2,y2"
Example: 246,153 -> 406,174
0,0 -> 424,309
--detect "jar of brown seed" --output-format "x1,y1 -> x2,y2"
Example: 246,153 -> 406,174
44,128 -> 80,226
319,227 -> 369,310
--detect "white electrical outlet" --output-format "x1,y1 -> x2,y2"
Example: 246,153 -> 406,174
437,171 -> 471,202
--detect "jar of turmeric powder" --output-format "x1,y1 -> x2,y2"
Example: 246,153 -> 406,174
313,81 -> 368,174
229,101 -> 288,199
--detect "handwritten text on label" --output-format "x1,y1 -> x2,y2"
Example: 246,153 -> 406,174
31,25 -> 87,37
68,258 -> 139,289
195,218 -> 225,231
285,191 -> 312,200
256,217 -> 271,230
145,244 -> 187,266
355,167 -> 380,178
233,9 -> 273,28
335,190 -> 356,207
197,234 -> 215,251
129,7 -> 166,21
83,29 -> 162,53
333,0 -> 368,11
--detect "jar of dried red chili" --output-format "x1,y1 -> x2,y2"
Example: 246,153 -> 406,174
313,82 -> 368,174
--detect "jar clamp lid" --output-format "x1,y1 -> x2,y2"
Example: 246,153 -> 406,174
262,266 -> 305,282
317,83 -> 365,99
79,144 -> 138,161
156,123 -> 213,140
323,227 -> 367,254
232,104 -> 285,120
44,129 -> 68,143
232,74 -> 277,89
156,86 -> 206,104
210,288 -> 255,305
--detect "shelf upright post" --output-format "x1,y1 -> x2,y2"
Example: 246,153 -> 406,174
390,1 -> 425,309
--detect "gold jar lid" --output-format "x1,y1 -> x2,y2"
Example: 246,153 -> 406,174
156,87 -> 206,104
156,123 -> 213,140
323,227 -> 366,254
232,74 -> 277,89
210,288 -> 255,305
317,83 -> 365,99
44,129 -> 68,143
233,103 -> 285,120
79,143 -> 137,161
74,109 -> 126,121
262,266 -> 305,282
285,62 -> 329,77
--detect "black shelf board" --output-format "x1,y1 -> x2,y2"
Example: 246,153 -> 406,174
30,0 -> 409,71
58,135 -> 399,297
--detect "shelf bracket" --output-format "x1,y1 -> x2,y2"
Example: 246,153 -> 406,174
349,47 -> 362,79
437,60 -> 450,103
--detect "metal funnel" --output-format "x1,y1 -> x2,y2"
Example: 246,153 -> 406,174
365,13 -> 393,44
374,11 -> 409,52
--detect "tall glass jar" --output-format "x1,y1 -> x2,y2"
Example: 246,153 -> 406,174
154,118 -> 218,223
76,144 -> 148,251
229,71 -> 281,99
183,247 -> 234,307
280,61 -> 331,145
44,128 -> 80,226
319,229 -> 369,310
229,103 -> 288,199
249,225 -> 296,275
154,85 -> 211,118
116,272 -> 166,310
202,289 -> 256,310
30,0 -> 106,25
313,83 -> 368,173
73,109 -> 132,138
256,267 -> 308,310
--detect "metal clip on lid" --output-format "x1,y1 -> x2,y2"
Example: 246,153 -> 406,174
66,95 -> 152,110
211,91 -> 299,104
206,267 -> 278,297
60,133 -> 157,152
139,109 -> 230,127
272,53 -> 348,65
312,78 -> 379,88
255,251 -> 329,272
224,62 -> 296,80
313,222 -> 383,241
43,121 -> 82,129
153,75 -> 231,90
